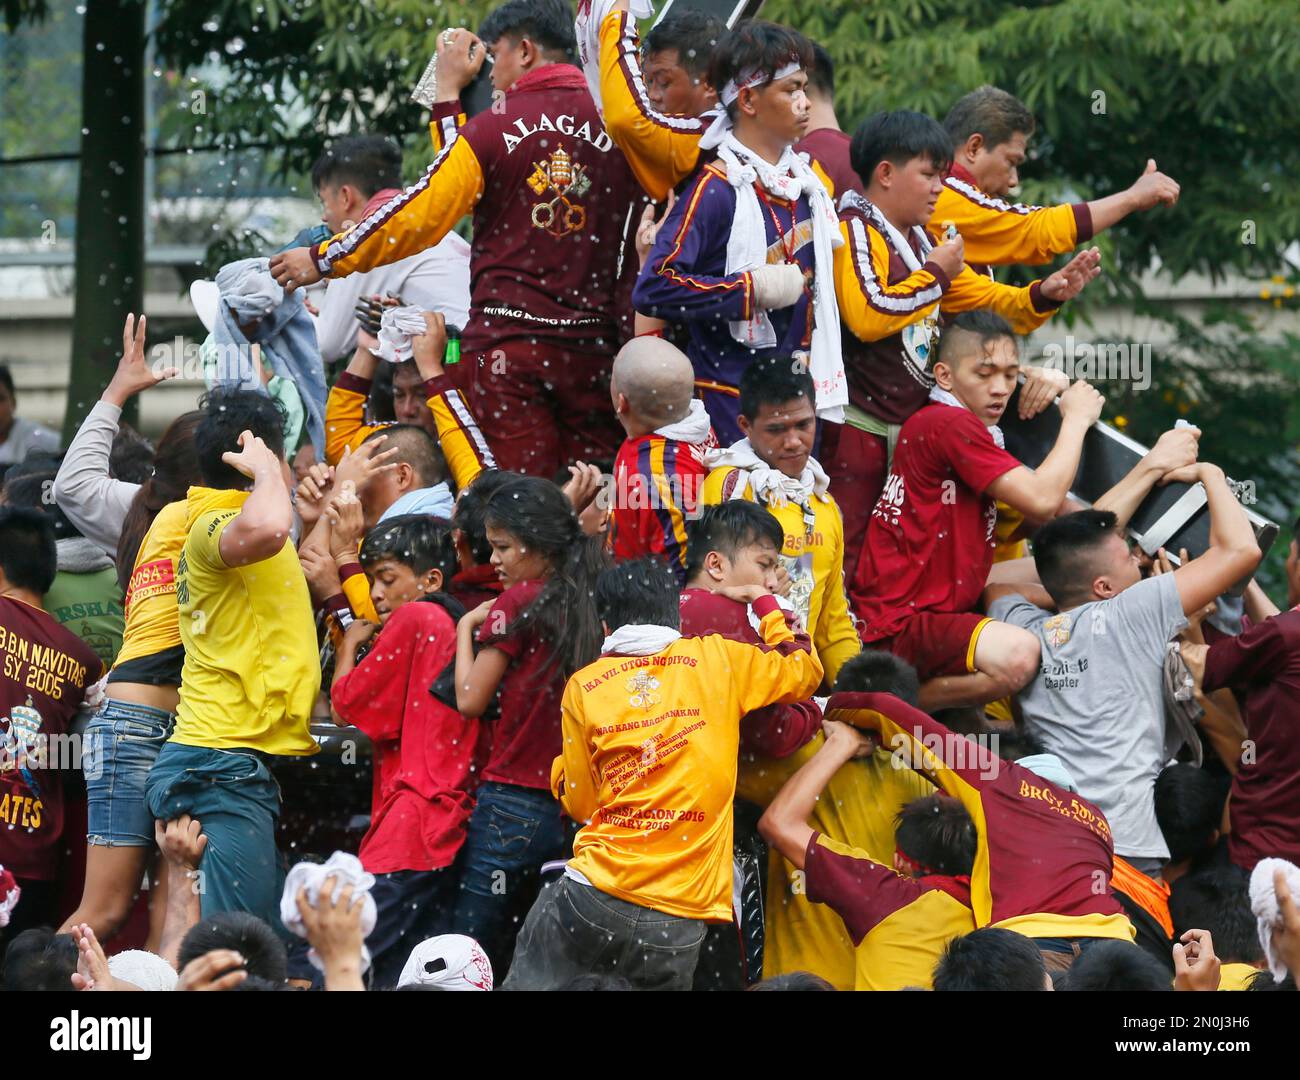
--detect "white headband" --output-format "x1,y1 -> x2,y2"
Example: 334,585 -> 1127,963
719,59 -> 802,107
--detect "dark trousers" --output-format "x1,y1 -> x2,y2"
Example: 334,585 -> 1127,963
505,876 -> 707,990
447,781 -> 570,977
463,341 -> 622,478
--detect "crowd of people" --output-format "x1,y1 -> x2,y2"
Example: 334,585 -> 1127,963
2,0 -> 1299,994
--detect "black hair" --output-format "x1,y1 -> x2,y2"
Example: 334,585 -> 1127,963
2,456 -> 78,541
832,650 -> 920,705
310,134 -> 403,198
0,365 -> 14,399
177,912 -> 288,983
483,475 -> 609,675
1032,509 -> 1124,608
109,423 -> 156,485
643,9 -> 725,80
561,972 -> 635,991
1154,763 -> 1229,865
937,309 -> 1018,371
991,727 -> 1047,763
943,85 -> 1036,151
806,42 -> 834,100
478,0 -> 576,61
361,423 -> 447,488
194,387 -> 287,490
895,794 -> 977,876
1058,940 -> 1174,991
932,928 -> 1048,991
850,110 -> 954,188
360,513 -> 458,585
1168,867 -> 1262,966
595,557 -> 681,633
1,929 -> 77,991
683,501 -> 783,582
707,20 -> 814,123
116,410 -> 203,592
452,469 -> 520,566
0,504 -> 58,594
747,971 -> 836,991
1247,970 -> 1295,991
231,973 -> 289,991
738,355 -> 816,424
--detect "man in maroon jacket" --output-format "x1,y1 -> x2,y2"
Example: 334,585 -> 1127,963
1189,606 -> 1300,872
271,0 -> 645,479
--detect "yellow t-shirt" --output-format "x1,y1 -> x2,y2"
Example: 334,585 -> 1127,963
701,467 -> 859,687
554,597 -> 823,922
1218,962 -> 1261,991
113,499 -> 188,669
737,737 -> 934,989
171,487 -> 319,756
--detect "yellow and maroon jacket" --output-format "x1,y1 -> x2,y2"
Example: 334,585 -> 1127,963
930,162 -> 1093,274
313,64 -> 642,355
829,691 -> 1136,941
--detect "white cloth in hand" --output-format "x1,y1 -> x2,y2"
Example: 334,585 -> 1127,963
375,305 -> 432,364
280,851 -> 378,974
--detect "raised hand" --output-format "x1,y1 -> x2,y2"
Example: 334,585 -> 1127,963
221,429 -> 283,481
927,233 -> 965,280
1040,247 -> 1102,303
155,814 -> 207,871
269,248 -> 323,293
1127,159 -> 1180,212
635,190 -> 677,268
105,313 -> 177,407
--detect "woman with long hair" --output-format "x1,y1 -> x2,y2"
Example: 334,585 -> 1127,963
449,474 -> 609,974
57,314 -> 203,946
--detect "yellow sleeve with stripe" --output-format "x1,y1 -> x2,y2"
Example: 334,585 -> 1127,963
835,218 -> 948,343
427,100 -> 465,156
932,183 -> 1082,267
599,10 -> 703,202
941,262 -> 1060,335
424,374 -> 496,493
315,136 -> 483,279
324,376 -> 384,466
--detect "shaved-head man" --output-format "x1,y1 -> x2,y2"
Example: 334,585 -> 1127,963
607,337 -> 716,580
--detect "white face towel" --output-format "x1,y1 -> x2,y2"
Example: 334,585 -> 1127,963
601,623 -> 682,656
375,305 -> 432,364
1250,857 -> 1300,983
280,851 -> 378,975
654,398 -> 714,444
705,437 -> 830,509
699,114 -> 847,423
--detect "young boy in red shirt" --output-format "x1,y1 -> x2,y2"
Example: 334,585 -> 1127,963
328,513 -> 481,987
850,310 -> 1104,710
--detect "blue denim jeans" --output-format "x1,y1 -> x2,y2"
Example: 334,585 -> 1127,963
505,876 -> 707,990
84,699 -> 175,847
448,781 -> 570,975
145,742 -> 283,929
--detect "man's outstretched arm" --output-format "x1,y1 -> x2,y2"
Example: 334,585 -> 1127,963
759,720 -> 877,869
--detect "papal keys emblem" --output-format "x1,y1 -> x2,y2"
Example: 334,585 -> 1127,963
527,145 -> 591,238
627,671 -> 661,711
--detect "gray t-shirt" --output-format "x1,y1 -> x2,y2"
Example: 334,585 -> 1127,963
990,572 -> 1188,860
